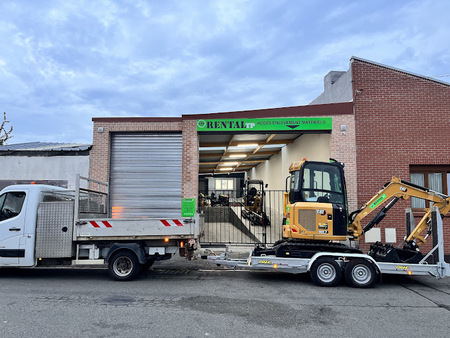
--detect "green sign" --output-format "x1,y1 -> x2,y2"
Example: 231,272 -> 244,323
369,194 -> 386,210
196,117 -> 332,132
182,198 -> 196,217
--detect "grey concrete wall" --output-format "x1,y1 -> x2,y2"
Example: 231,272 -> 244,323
310,69 -> 353,105
0,156 -> 90,190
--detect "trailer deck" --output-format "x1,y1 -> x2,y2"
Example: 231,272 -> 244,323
207,207 -> 450,286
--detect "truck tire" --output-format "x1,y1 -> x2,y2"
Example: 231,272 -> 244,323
344,259 -> 377,288
108,251 -> 141,281
310,257 -> 342,287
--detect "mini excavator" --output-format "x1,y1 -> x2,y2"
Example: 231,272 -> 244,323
241,180 -> 270,227
254,159 -> 450,264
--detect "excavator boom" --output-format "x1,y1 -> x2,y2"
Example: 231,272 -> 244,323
348,176 -> 450,247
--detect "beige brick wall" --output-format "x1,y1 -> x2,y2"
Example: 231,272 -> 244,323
182,120 -> 199,199
90,119 -> 198,199
330,114 -> 357,211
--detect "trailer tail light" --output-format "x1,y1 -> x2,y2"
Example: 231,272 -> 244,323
164,237 -> 169,242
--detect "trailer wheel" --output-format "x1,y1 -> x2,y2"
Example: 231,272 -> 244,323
310,257 -> 342,287
108,251 -> 141,281
345,259 -> 377,288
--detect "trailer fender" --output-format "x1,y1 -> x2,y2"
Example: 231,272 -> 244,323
105,243 -> 147,265
306,252 -> 381,274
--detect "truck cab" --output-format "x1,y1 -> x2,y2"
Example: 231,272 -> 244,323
0,184 -> 67,266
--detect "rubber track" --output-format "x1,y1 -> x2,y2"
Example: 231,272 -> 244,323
253,240 -> 362,258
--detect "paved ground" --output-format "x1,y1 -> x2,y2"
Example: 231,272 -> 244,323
1,248 -> 450,337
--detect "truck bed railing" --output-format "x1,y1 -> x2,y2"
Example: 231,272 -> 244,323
75,174 -> 109,219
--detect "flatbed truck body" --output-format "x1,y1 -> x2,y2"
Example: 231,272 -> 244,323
0,175 -> 199,280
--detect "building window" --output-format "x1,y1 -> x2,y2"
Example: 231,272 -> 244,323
215,179 -> 234,191
410,166 -> 450,210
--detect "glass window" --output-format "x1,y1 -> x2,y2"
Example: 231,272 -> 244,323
428,173 -> 443,193
410,173 -> 425,209
215,179 -> 233,191
300,163 -> 345,204
0,192 -> 26,221
290,171 -> 300,192
448,173 -> 450,199
410,166 -> 450,210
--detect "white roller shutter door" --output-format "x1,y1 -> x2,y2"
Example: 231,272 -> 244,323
110,133 -> 182,218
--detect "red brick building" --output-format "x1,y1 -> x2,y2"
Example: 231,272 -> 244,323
351,57 -> 450,251
90,57 -> 450,251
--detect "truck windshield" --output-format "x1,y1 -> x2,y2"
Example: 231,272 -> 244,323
291,162 -> 345,205
0,192 -> 26,221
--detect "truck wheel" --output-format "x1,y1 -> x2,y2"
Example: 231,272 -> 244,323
345,259 -> 377,288
108,251 -> 141,281
310,257 -> 342,287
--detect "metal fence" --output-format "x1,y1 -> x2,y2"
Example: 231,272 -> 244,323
199,190 -> 285,246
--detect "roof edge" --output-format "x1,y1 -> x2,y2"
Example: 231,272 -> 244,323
92,117 -> 183,123
351,56 -> 450,87
182,102 -> 353,120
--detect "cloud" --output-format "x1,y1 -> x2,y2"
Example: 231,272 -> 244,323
0,0 -> 449,144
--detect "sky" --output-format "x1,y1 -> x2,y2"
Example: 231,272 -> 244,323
1,0 -> 449,145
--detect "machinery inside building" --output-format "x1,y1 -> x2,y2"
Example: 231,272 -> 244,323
197,129 -> 331,246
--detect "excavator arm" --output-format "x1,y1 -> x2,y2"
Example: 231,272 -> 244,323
348,177 -> 450,247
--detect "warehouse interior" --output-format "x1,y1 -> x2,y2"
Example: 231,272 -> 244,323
197,130 -> 331,245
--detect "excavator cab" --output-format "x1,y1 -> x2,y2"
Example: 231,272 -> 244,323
283,159 -> 349,241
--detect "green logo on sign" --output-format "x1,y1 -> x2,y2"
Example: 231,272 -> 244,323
370,194 -> 386,209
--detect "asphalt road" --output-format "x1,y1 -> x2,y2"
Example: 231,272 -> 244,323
1,256 -> 450,338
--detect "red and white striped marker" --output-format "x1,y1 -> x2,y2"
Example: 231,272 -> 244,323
160,220 -> 183,227
89,221 -> 112,228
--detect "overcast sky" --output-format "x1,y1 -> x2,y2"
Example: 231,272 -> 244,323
1,0 -> 449,145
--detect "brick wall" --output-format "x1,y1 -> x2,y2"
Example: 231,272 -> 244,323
182,120 -> 199,199
352,59 -> 450,252
90,118 -> 198,199
330,114 -> 358,212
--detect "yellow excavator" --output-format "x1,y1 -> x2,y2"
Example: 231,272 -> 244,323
255,158 -> 450,264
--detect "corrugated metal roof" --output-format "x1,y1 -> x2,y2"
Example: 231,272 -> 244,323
0,142 -> 91,152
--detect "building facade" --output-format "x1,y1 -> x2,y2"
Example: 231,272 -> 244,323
0,142 -> 91,191
89,57 -> 450,251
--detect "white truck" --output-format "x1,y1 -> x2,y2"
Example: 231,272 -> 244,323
0,176 -> 199,280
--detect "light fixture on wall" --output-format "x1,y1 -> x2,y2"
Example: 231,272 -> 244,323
340,125 -> 347,136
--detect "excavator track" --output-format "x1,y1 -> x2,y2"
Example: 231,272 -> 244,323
253,240 -> 362,259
